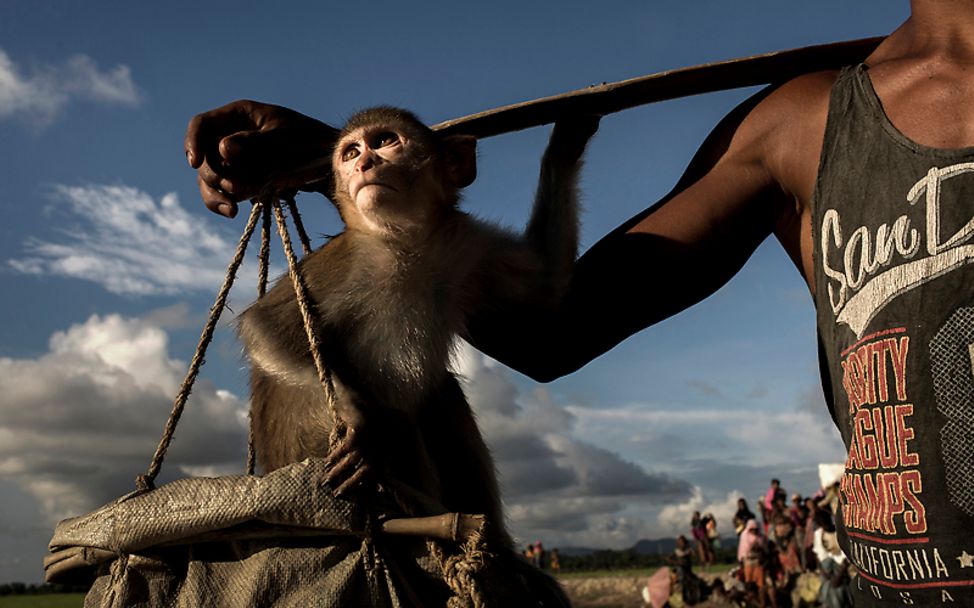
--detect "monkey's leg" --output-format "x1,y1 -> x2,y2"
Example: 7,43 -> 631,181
418,375 -> 512,548
250,366 -> 332,472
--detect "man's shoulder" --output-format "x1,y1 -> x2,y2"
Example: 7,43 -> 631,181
749,69 -> 841,132
703,68 -> 841,169
736,69 -> 844,198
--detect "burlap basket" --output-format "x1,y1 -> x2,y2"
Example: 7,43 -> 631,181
45,458 -> 567,607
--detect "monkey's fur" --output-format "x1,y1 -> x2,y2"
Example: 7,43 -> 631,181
238,107 -> 595,548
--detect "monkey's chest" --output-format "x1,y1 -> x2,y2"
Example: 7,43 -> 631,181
337,280 -> 463,410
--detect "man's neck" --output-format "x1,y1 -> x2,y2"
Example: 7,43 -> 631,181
902,1 -> 974,61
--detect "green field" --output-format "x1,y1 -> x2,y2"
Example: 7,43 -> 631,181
0,595 -> 84,608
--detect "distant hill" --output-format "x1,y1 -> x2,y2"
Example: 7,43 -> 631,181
631,537 -> 738,554
558,536 -> 739,557
554,546 -> 598,557
631,538 -> 677,555
555,538 -> 677,557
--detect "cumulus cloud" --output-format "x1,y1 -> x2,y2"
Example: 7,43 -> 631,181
452,344 -> 694,547
567,398 -> 845,470
141,302 -> 202,330
0,314 -> 248,523
657,486 -> 744,537
0,48 -> 141,127
9,184 -> 265,296
0,317 -> 695,551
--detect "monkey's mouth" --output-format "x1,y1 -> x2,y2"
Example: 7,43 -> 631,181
354,181 -> 399,200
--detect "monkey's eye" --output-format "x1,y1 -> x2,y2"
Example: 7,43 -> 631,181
374,132 -> 399,148
341,146 -> 360,162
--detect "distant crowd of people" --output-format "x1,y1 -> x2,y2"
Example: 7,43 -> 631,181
670,478 -> 850,608
734,478 -> 849,608
523,541 -> 560,574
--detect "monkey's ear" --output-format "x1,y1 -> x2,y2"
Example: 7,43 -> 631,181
441,134 -> 477,189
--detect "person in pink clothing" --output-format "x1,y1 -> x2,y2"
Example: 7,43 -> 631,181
738,519 -> 776,608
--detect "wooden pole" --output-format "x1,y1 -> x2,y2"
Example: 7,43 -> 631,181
432,36 -> 883,138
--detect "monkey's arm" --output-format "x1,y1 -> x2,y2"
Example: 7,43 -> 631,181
522,117 -> 600,292
465,117 -> 598,312
321,376 -> 379,495
467,84 -> 802,381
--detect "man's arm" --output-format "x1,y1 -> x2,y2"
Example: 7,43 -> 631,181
465,84 -> 804,381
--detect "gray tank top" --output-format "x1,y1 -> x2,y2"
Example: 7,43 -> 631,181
813,64 -> 974,606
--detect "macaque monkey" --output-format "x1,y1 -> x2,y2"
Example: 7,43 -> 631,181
238,106 -> 597,547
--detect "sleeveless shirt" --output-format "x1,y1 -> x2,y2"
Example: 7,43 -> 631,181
813,64 -> 974,606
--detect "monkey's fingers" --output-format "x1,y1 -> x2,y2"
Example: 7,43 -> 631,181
324,427 -> 363,465
548,115 -> 601,164
334,462 -> 372,497
322,449 -> 357,485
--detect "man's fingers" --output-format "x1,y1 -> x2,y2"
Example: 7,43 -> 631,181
184,114 -> 205,168
198,161 -> 236,195
198,175 -> 237,218
184,100 -> 261,168
198,158 -> 266,201
219,129 -> 279,165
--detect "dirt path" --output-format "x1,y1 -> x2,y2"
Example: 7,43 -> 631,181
560,571 -> 735,608
560,574 -> 647,608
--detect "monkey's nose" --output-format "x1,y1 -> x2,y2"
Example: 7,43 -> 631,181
355,150 -> 376,172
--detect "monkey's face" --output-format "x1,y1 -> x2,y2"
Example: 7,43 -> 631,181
333,122 -> 451,238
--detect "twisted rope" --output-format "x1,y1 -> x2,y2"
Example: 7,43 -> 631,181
246,202 -> 274,475
258,202 -> 273,297
286,196 -> 313,256
270,198 -> 344,446
136,202 -> 263,492
427,522 -> 490,608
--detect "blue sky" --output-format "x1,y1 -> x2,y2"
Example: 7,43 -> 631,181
0,0 -> 909,582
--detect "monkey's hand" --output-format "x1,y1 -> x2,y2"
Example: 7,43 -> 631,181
322,424 -> 376,497
545,114 -> 601,166
184,100 -> 338,218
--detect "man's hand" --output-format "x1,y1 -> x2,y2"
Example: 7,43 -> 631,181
184,100 -> 339,218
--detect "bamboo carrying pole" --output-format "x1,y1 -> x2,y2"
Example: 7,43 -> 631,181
271,37 -> 882,190
431,36 -> 883,137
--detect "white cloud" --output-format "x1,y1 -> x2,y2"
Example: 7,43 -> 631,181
657,487 -> 745,539
9,184 -> 263,296
453,343 -> 694,548
0,48 -> 141,127
0,314 -> 248,523
567,399 -> 846,469
451,346 -> 842,547
141,302 -> 200,330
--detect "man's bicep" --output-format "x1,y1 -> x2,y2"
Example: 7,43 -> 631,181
619,85 -> 786,309
466,202 -> 771,383
468,89 -> 785,380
